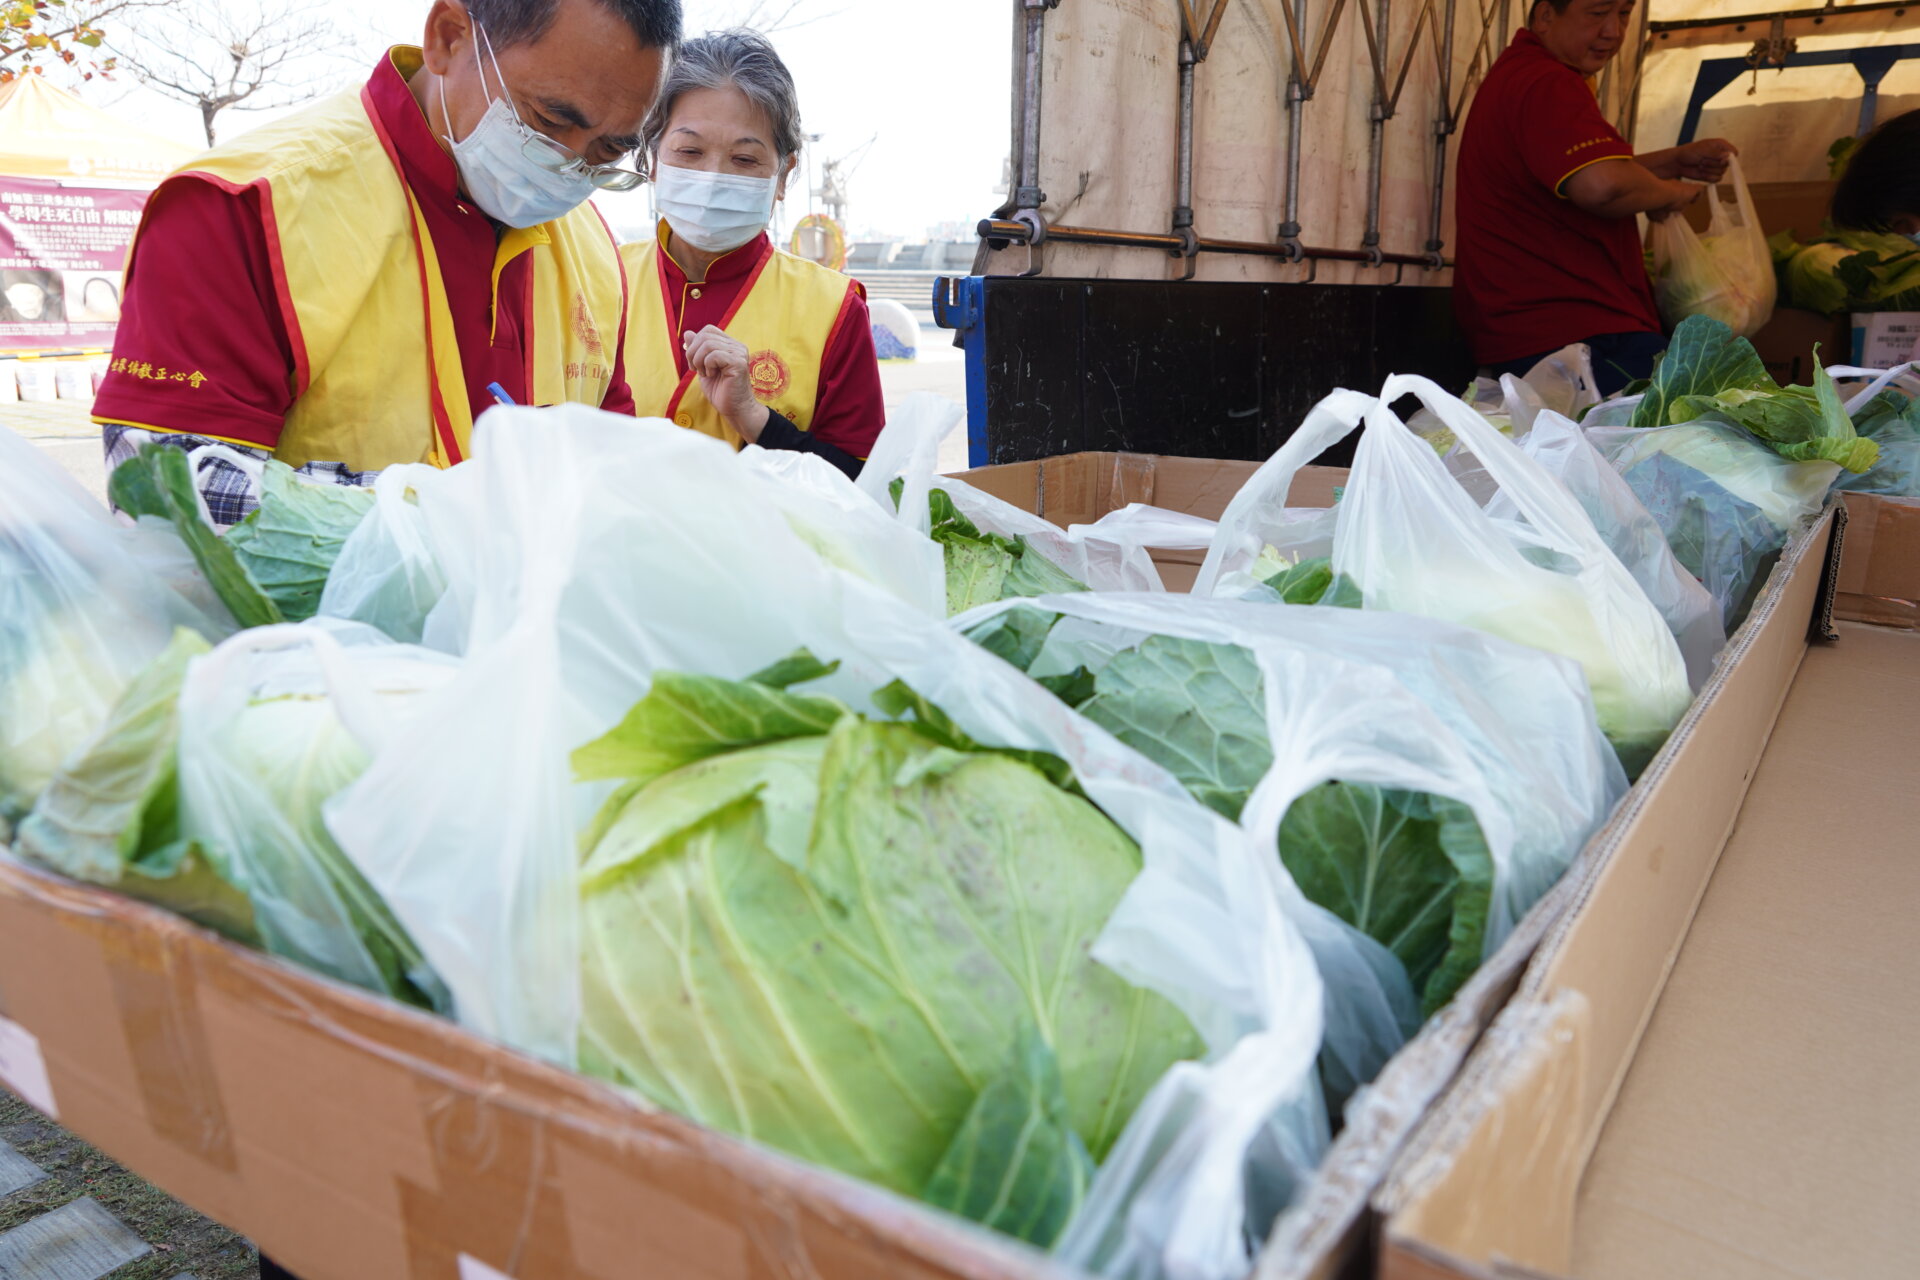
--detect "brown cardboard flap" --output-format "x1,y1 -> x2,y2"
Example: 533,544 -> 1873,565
1382,992 -> 1591,1277
1572,621 -> 1920,1280
1836,493 -> 1920,630
952,453 -> 1345,593
0,853 -> 1067,1280
1375,510 -> 1843,1274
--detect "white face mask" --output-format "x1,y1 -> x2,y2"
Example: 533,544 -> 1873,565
653,163 -> 778,253
439,24 -> 596,228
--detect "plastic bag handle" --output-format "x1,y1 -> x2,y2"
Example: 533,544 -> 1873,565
180,624 -> 387,753
855,391 -> 962,534
1375,374 -> 1612,561
1727,153 -> 1759,232
1192,388 -> 1375,595
1831,362 -> 1918,416
183,442 -> 268,527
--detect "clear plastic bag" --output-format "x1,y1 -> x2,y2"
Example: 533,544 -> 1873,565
1409,344 -> 1599,455
327,403 -> 1332,1280
1200,380 -> 1693,774
316,464 -> 450,644
1828,363 -> 1920,498
995,592 -> 1623,1278
0,425 -> 234,823
175,622 -> 457,1008
861,392 -> 1170,591
1585,418 -> 1838,629
1492,406 -> 1726,688
1649,155 -> 1777,339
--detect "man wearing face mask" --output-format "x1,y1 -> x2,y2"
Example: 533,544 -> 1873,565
92,0 -> 681,526
622,29 -> 884,480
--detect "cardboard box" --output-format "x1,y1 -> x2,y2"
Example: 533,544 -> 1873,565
957,451 -> 1341,591
951,455 -> 1859,1280
1374,496 -> 1920,1280
1682,180 -> 1835,245
1748,308 -> 1851,388
1852,312 -> 1920,368
0,452 -> 1869,1280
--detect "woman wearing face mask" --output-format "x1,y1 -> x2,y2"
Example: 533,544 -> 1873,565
1832,110 -> 1920,237
623,29 -> 884,479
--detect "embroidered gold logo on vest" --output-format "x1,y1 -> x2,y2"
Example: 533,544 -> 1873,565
748,349 -> 791,400
573,293 -> 604,356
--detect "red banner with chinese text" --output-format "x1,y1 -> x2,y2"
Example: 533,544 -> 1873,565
0,175 -> 150,351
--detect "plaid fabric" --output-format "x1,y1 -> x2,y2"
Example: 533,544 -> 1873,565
102,425 -> 378,529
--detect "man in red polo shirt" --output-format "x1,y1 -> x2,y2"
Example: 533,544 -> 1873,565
94,0 -> 681,526
1454,0 -> 1737,394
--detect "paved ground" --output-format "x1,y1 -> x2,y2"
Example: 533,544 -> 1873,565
2,401 -> 107,507
1,1089 -> 255,1280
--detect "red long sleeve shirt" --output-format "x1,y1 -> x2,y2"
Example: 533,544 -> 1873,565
93,50 -> 637,450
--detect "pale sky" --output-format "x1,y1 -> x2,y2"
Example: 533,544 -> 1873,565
78,0 -> 1013,241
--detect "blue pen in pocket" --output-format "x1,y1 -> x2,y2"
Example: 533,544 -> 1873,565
487,382 -> 517,407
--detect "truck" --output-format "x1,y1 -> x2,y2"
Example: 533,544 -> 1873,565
934,0 -> 1920,467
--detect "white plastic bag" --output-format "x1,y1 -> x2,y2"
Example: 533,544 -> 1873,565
0,425 -> 234,821
316,464 -> 450,644
994,593 -> 1622,1278
327,414 -> 599,1066
1584,417 -> 1837,628
1199,379 -> 1694,774
1650,155 -> 1776,339
862,392 -> 1170,591
332,404 -> 1331,1280
176,622 -> 457,1006
1830,361 -> 1920,416
1492,404 -> 1726,688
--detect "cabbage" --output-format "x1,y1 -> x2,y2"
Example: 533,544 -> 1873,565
109,447 -> 376,627
17,629 -> 258,943
227,462 -> 376,622
1777,231 -> 1920,315
894,481 -> 1092,614
1,434 -> 233,822
0,606 -> 128,821
1634,315 -> 1878,474
575,660 -> 1199,1246
19,624 -> 452,1011
1654,229 -> 1773,337
1837,393 -> 1920,497
1783,242 -> 1857,316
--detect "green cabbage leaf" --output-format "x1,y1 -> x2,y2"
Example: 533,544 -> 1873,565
227,463 -> 376,622
1634,316 -> 1878,474
980,623 -> 1492,1016
575,658 -> 1197,1246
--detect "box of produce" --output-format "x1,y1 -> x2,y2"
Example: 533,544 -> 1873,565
0,335 -> 1891,1280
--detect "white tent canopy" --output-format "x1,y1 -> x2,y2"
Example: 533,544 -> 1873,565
977,0 -> 1918,284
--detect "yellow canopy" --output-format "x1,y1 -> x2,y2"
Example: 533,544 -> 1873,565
0,75 -> 196,185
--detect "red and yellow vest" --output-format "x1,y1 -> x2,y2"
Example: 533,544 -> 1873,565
621,235 -> 858,449
133,48 -> 625,471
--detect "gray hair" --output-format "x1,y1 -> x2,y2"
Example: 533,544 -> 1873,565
468,0 -> 682,52
641,29 -> 804,164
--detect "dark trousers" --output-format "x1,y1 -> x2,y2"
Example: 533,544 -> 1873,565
1490,329 -> 1668,398
259,1256 -> 303,1280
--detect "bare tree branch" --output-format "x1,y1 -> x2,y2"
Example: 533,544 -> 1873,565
0,0 -> 164,82
709,0 -> 844,34
110,0 -> 367,145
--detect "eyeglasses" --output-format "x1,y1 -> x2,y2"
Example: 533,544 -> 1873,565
517,123 -> 647,191
470,19 -> 648,193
